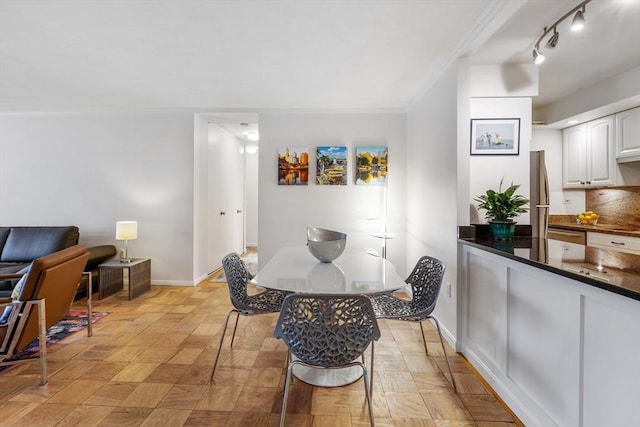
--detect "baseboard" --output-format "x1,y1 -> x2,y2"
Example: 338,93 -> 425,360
437,318 -> 457,349
459,350 -> 526,427
151,280 -> 197,287
461,345 -> 535,426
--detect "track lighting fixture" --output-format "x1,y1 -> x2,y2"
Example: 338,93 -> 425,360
532,0 -> 591,65
571,7 -> 585,31
546,27 -> 559,48
533,47 -> 546,65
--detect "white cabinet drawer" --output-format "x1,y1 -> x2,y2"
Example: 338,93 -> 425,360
587,232 -> 640,255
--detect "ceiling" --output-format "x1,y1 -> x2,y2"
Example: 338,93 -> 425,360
1,0 -> 638,137
471,0 -> 640,110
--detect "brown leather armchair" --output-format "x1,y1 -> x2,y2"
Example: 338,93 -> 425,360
0,245 -> 89,385
0,226 -> 80,298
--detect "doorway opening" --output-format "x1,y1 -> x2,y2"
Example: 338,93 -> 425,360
193,113 -> 259,283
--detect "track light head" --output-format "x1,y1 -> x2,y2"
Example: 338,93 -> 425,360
533,47 -> 546,65
571,9 -> 585,31
546,28 -> 560,48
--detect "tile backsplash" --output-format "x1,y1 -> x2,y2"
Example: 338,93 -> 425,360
586,186 -> 640,230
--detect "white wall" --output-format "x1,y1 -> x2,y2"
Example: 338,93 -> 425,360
193,114 -> 209,283
0,112 -> 195,284
257,112 -> 407,276
531,128 -> 585,214
469,97 -> 532,224
406,62 -> 460,339
470,64 -> 538,98
535,66 -> 640,126
245,149 -> 259,247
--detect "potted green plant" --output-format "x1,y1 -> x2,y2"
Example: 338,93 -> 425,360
474,178 -> 529,240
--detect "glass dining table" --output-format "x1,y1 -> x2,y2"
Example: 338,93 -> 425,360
251,245 -> 407,386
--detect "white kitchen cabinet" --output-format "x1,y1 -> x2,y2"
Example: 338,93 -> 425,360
563,115 -> 616,188
587,231 -> 640,255
616,106 -> 640,162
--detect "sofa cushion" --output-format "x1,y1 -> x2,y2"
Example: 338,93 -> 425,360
0,265 -> 30,318
0,262 -> 31,297
0,226 -> 79,262
0,262 -> 29,274
0,228 -> 9,253
87,245 -> 118,267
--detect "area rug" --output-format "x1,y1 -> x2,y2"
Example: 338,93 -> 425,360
0,310 -> 108,372
209,250 -> 258,282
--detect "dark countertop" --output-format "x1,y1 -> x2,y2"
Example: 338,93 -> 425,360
548,222 -> 640,237
459,236 -> 640,301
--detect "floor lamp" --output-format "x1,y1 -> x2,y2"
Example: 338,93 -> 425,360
369,178 -> 395,259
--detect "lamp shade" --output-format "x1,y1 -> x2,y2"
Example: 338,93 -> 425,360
571,10 -> 585,31
115,221 -> 138,240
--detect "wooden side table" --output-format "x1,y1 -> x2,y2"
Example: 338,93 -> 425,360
98,258 -> 151,300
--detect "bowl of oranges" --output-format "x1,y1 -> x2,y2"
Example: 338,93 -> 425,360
576,211 -> 598,225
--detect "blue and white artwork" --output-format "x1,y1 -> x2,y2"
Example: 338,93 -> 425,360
471,118 -> 520,155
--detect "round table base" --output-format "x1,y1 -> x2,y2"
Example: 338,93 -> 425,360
292,365 -> 363,387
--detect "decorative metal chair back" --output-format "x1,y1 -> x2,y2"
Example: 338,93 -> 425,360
404,255 -> 445,316
222,253 -> 254,311
275,293 -> 380,367
368,255 -> 456,392
211,252 -> 290,382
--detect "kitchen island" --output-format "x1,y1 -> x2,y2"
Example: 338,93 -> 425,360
458,233 -> 640,427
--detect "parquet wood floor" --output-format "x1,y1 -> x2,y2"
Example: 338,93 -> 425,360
0,278 -> 521,426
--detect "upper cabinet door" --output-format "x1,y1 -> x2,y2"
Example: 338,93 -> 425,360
563,124 -> 587,188
616,107 -> 640,163
587,116 -> 615,187
563,115 -> 616,189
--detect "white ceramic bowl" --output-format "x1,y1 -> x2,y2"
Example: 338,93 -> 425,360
307,227 -> 347,263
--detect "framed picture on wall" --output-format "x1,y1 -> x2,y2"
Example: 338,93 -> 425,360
355,146 -> 388,185
316,146 -> 347,185
470,118 -> 520,155
278,146 -> 309,185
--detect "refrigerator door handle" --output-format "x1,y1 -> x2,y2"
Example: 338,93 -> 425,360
536,204 -> 550,208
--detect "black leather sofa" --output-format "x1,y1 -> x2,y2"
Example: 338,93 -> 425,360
0,226 -> 117,299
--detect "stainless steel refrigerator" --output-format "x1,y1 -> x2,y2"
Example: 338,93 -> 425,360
530,150 -> 550,238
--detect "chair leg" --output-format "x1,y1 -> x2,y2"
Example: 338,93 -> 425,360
369,342 -> 375,395
36,299 -> 48,386
229,311 -> 241,347
282,351 -> 290,396
431,317 -> 457,392
419,322 -> 429,355
361,363 -> 375,427
210,309 -> 238,381
280,362 -> 295,427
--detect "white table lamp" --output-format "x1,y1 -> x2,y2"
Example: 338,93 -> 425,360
115,221 -> 137,263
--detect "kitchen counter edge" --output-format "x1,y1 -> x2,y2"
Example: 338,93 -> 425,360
458,237 -> 640,302
548,223 -> 640,237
